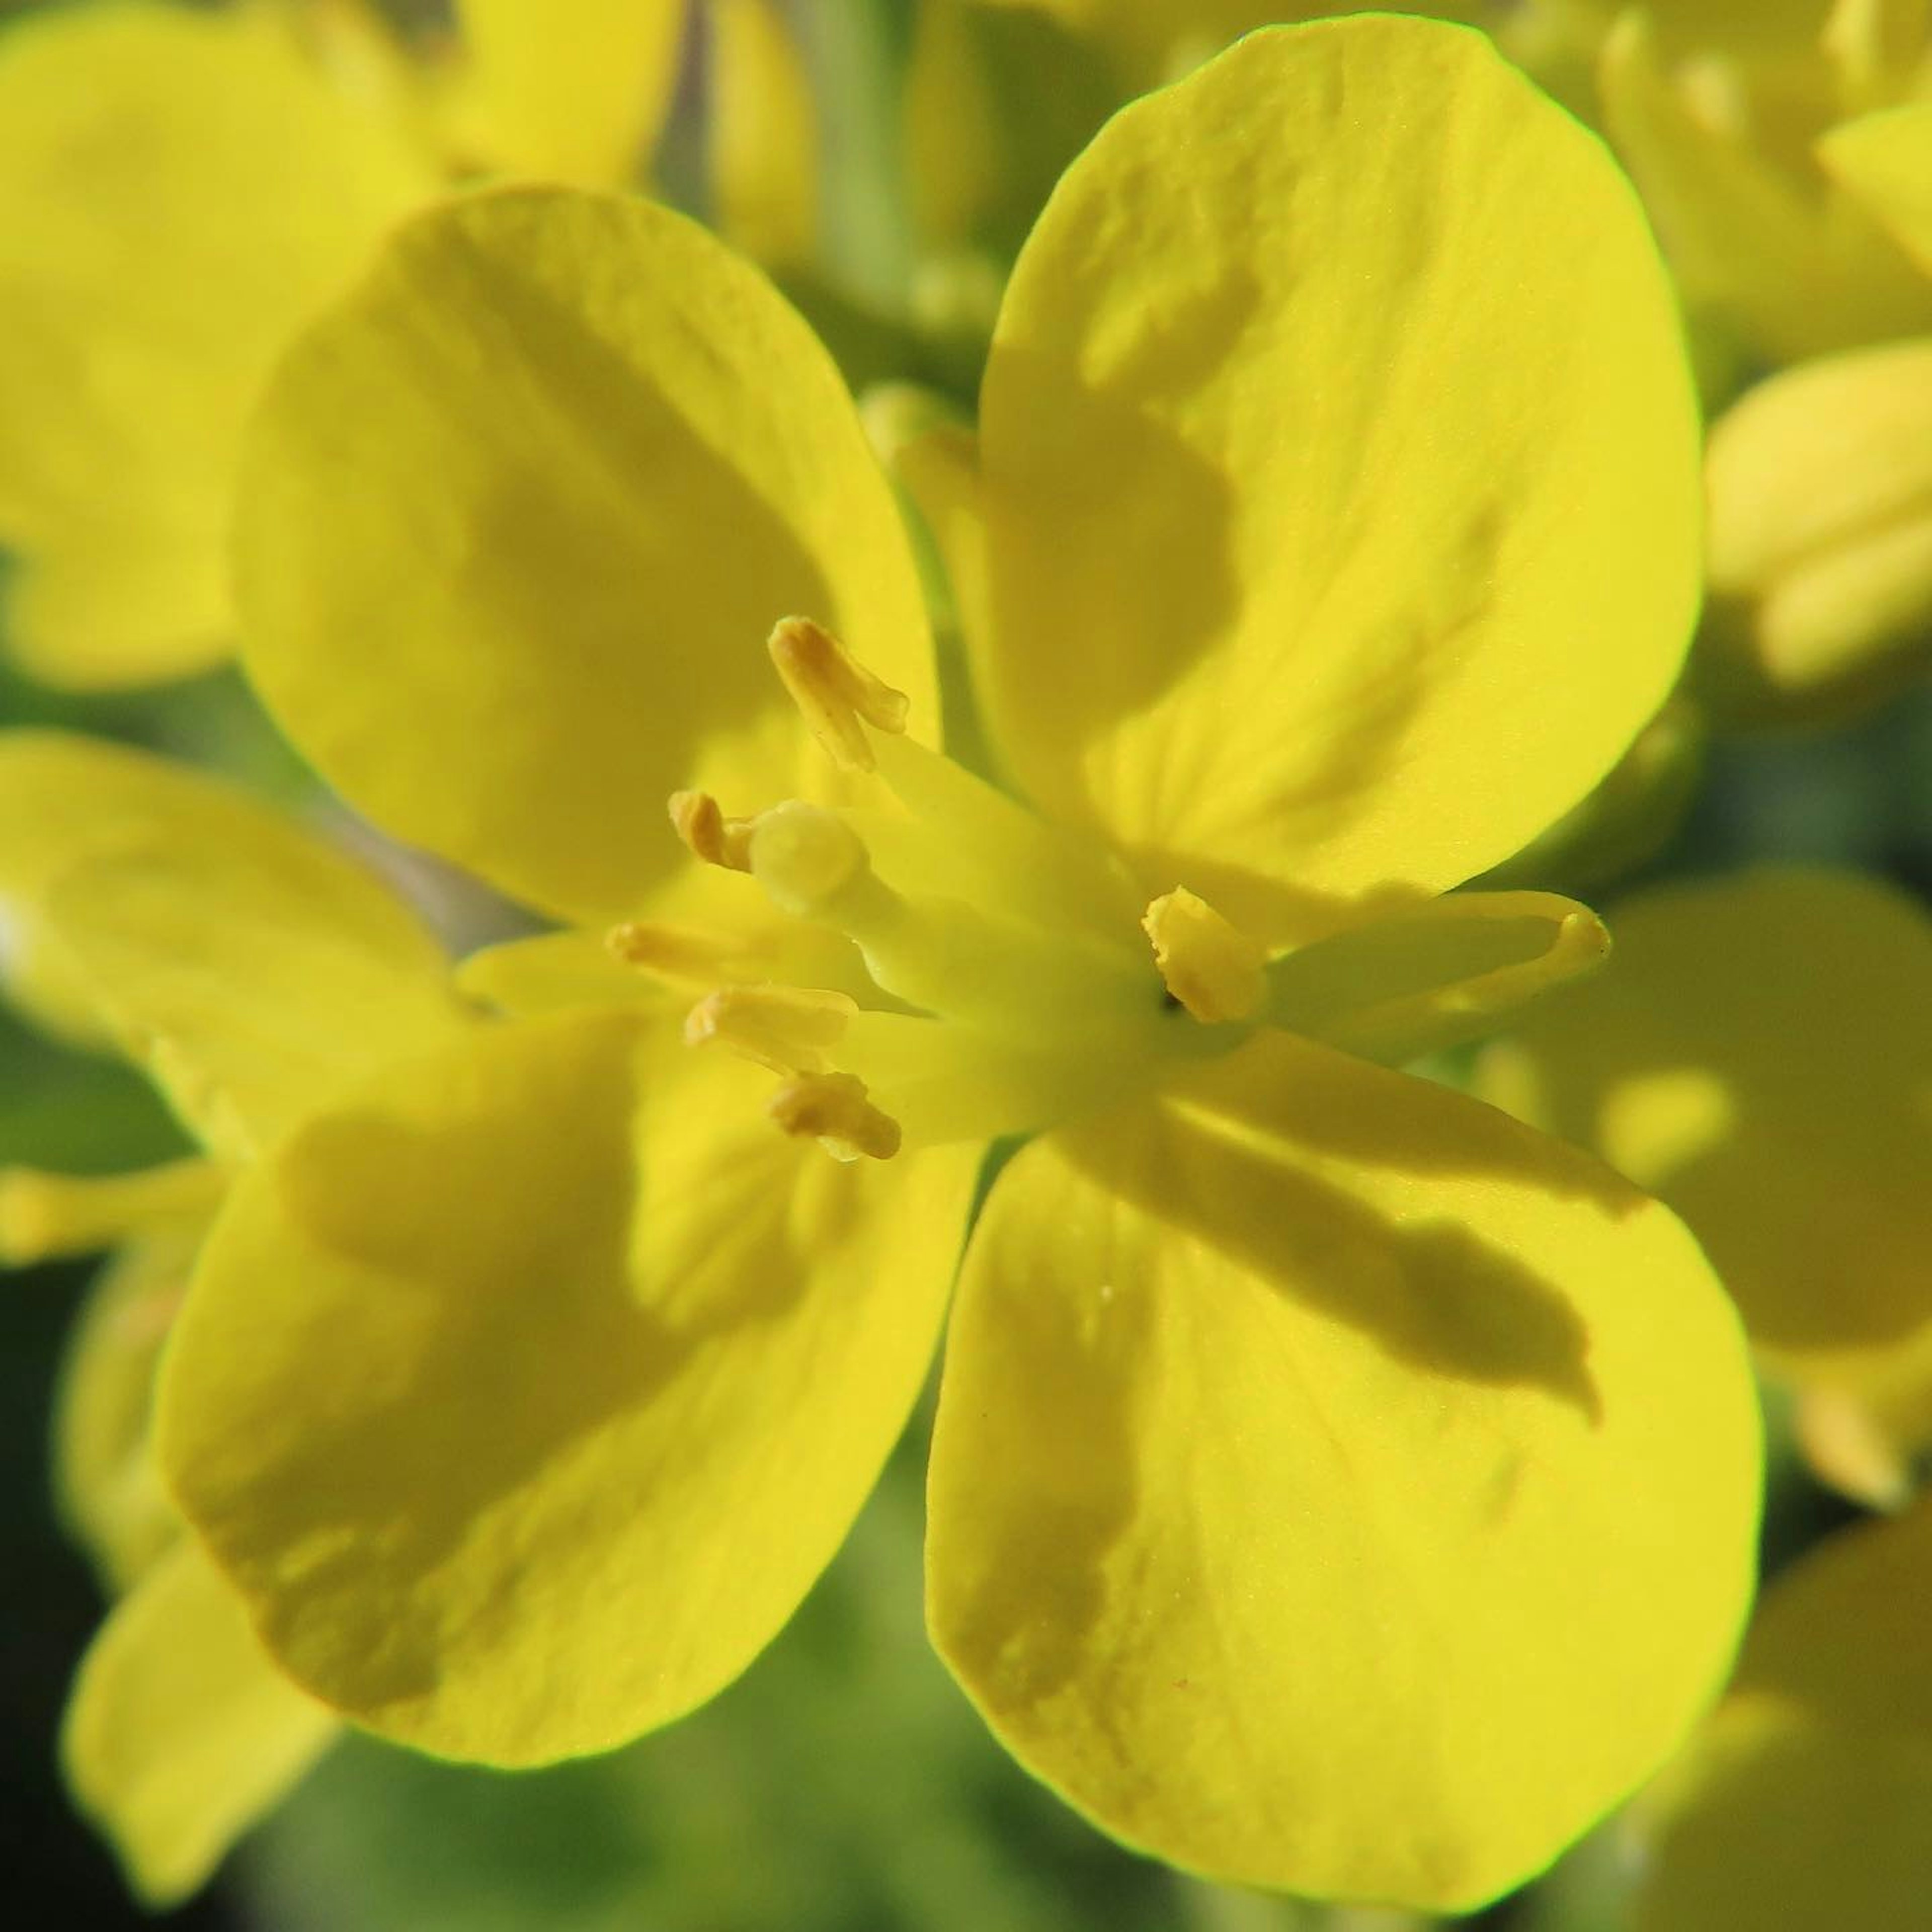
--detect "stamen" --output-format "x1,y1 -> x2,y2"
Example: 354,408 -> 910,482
683,985 -> 857,1075
767,1071 -> 902,1162
748,801 -> 871,917
768,616 -> 909,773
607,921 -> 751,984
0,1158 -> 225,1265
669,790 -> 755,872
1142,888 -> 1266,1024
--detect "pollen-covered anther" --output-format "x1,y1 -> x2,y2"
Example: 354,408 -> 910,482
767,1070 -> 902,1162
668,789 -> 755,872
768,616 -> 909,772
683,984 -> 857,1076
1143,887 -> 1267,1024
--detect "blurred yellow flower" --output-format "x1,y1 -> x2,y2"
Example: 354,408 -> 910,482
0,0 -> 812,691
157,21 -> 1758,1911
1476,866 -> 1932,1506
0,730 -> 471,1901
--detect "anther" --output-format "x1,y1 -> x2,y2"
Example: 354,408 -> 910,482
768,616 -> 909,773
607,921 -> 750,983
669,790 -> 755,871
683,985 -> 857,1076
748,800 -> 870,917
767,1071 -> 902,1162
1142,888 -> 1266,1024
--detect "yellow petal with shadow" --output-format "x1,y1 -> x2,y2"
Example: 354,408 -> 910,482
158,1009 -> 978,1762
236,187 -> 934,926
1474,868 -> 1932,1386
971,19 -> 1699,945
928,1026 -> 1759,1909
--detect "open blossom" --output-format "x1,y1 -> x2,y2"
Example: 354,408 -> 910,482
138,20 -> 1759,1910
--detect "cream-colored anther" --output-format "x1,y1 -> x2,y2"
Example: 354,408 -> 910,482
748,800 -> 869,917
768,616 -> 909,773
767,1070 -> 902,1162
683,984 -> 857,1075
669,790 -> 755,872
1142,888 -> 1266,1024
607,920 -> 748,984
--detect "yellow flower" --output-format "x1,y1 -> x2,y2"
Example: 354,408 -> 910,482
0,729 -> 471,1902
0,0 -> 809,690
158,21 -> 1758,1910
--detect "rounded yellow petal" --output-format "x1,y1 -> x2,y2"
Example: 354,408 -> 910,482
1635,1503 -> 1932,1932
928,1028 -> 1759,1909
159,1011 -> 977,1762
0,1 -> 430,687
0,733 -> 466,1160
451,0 -> 686,188
62,1538 -> 337,1907
970,19 -> 1701,942
1474,868 -> 1932,1385
237,186 -> 934,923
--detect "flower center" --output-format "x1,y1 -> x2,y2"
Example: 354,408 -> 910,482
640,617 -> 1261,1161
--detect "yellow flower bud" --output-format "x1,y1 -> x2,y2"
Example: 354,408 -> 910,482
1701,336 -> 1932,723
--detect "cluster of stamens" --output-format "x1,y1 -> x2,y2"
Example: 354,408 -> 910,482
616,616 -> 1266,1163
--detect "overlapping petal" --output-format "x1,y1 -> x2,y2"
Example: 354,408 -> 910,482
928,1028 -> 1758,1908
53,1231 -> 201,1595
236,187 -> 935,925
1634,1502 -> 1932,1932
0,1 -> 430,685
969,20 -> 1701,943
1474,869 -> 1932,1382
0,732 -> 465,1160
159,1010 -> 977,1762
62,1538 -> 337,1907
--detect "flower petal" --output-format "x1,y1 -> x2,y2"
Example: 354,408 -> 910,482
0,731 -> 457,1104
927,1027 -> 1758,1908
970,18 -> 1701,942
451,0 -> 686,187
0,1 -> 430,686
236,186 -> 934,924
0,732 -> 466,1160
1819,101 -> 1932,279
1634,1502 -> 1932,1932
62,1537 -> 337,1907
1474,868 -> 1932,1383
159,1010 -> 976,1762
53,1231 -> 201,1595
